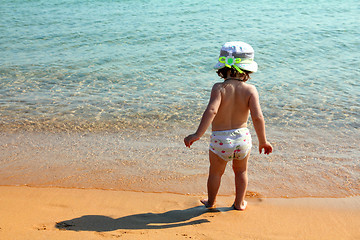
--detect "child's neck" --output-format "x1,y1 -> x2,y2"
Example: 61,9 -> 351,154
225,77 -> 245,82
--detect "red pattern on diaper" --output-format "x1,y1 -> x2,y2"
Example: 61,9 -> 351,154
210,129 -> 251,161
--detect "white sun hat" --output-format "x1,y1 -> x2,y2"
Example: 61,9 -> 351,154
214,41 -> 258,73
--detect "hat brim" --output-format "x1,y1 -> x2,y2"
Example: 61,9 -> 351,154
214,61 -> 258,73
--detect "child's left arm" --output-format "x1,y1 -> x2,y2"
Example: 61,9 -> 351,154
184,84 -> 222,148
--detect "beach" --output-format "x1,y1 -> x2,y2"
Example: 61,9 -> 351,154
0,186 -> 359,240
1,129 -> 359,239
1,0 -> 359,239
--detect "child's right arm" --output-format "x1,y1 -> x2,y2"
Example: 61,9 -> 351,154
184,83 -> 222,148
249,86 -> 273,155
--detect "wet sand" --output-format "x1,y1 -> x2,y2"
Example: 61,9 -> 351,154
0,186 -> 359,240
1,128 -> 359,197
1,128 -> 359,239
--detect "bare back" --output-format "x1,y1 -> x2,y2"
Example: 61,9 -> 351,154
211,80 -> 255,131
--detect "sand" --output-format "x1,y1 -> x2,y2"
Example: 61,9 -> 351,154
0,186 -> 359,240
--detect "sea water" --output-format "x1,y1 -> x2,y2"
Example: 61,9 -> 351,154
0,0 -> 359,197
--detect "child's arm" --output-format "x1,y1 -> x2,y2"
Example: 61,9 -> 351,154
184,84 -> 222,148
249,86 -> 273,154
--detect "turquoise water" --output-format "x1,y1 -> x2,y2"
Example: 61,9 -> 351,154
1,0 -> 359,131
0,0 -> 359,197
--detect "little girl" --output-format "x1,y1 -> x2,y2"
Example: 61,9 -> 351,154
184,41 -> 273,210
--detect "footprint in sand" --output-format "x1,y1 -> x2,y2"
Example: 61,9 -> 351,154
34,225 -> 47,231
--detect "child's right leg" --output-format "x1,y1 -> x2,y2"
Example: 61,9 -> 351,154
201,150 -> 227,208
232,152 -> 250,210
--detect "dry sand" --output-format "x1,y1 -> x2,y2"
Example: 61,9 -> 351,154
0,186 -> 359,240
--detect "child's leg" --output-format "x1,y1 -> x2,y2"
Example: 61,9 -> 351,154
201,150 -> 227,208
232,152 -> 250,210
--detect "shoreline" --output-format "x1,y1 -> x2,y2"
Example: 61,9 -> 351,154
1,183 -> 360,199
0,185 -> 359,240
1,129 -> 359,198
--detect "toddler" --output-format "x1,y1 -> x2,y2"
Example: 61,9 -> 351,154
184,41 -> 273,210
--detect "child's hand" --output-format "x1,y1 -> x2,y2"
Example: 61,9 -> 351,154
259,142 -> 273,155
184,134 -> 200,148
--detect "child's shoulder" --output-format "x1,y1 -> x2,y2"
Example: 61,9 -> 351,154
242,82 -> 258,92
211,82 -> 225,91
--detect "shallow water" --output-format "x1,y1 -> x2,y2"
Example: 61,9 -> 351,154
0,0 -> 359,197
1,126 -> 359,198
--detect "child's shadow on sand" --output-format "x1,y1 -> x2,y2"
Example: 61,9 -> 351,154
55,206 -> 230,232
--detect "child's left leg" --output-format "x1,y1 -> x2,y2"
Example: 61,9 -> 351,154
232,152 -> 250,210
201,150 -> 227,208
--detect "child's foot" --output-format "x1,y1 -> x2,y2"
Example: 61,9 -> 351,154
232,200 -> 247,211
200,199 -> 215,209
